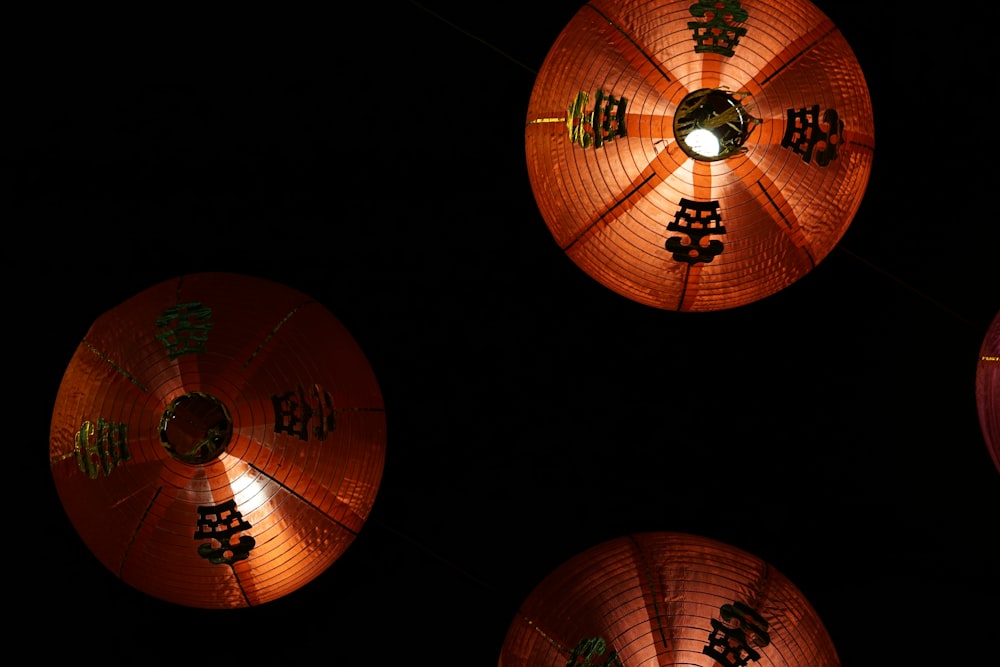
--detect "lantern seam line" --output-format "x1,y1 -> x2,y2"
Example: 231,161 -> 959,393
243,300 -> 314,369
583,3 -> 672,83
630,533 -> 672,650
120,485 -> 163,578
564,173 -> 657,252
245,461 -> 364,536
756,24 -> 837,88
756,181 -> 816,267
83,340 -> 150,392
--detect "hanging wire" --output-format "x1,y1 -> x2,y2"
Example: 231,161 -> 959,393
408,0 -> 539,75
834,244 -> 979,331
399,0 -> 991,613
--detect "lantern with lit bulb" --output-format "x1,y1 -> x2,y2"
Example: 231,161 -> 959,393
498,531 -> 840,666
977,310 -> 1000,474
48,272 -> 386,609
525,0 -> 874,311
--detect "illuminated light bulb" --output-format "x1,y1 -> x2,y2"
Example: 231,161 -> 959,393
683,128 -> 721,157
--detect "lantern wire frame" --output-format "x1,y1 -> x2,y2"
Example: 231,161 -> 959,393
48,272 -> 387,609
524,0 -> 875,311
498,531 -> 842,666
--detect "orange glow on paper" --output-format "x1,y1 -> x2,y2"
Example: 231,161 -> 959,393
49,273 -> 386,609
525,0 -> 874,311
499,531 -> 840,666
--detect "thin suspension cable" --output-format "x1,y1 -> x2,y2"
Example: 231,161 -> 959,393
408,0 -> 539,75
386,1 -> 539,610
835,244 -> 980,331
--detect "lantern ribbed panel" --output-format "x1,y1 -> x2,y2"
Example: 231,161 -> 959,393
977,310 -> 1000,474
525,0 -> 874,311
498,532 -> 839,666
49,272 -> 386,609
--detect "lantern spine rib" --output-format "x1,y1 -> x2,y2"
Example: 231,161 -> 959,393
83,340 -> 150,392
245,461 -> 363,536
756,181 -> 816,267
756,23 -> 838,88
563,173 -> 657,252
582,3 -> 671,84
119,486 -> 163,578
629,534 -> 672,650
243,301 -> 314,369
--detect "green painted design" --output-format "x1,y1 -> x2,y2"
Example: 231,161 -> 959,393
154,301 -> 214,359
566,637 -> 623,667
688,0 -> 748,56
567,90 -> 627,149
74,418 -> 130,479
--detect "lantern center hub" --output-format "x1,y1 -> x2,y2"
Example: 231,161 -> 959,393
159,392 -> 233,464
674,88 -> 756,161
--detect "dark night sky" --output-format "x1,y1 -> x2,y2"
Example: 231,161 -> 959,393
16,1 -> 999,663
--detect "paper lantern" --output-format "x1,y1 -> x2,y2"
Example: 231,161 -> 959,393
49,272 -> 386,608
499,531 -> 839,666
525,0 -> 874,311
977,310 -> 1000,474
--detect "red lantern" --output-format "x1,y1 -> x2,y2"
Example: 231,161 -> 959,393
525,0 -> 874,311
499,531 -> 839,665
977,310 -> 1000,474
48,273 -> 386,608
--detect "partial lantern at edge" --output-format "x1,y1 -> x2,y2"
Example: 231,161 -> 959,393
49,272 -> 387,609
977,309 -> 1000,474
498,531 -> 840,666
525,0 -> 874,311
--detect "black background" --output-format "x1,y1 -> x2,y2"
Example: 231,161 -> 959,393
16,1 -> 999,663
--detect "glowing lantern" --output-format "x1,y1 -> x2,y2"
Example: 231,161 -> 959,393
499,531 -> 839,665
525,0 -> 874,311
977,310 -> 1000,474
49,273 -> 386,608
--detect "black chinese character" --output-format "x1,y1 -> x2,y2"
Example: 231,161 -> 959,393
703,601 -> 771,666
194,499 -> 256,565
781,105 -> 843,166
271,384 -> 337,441
665,198 -> 726,264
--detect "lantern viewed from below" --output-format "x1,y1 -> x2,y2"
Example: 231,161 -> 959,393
499,531 -> 839,666
49,272 -> 387,609
977,310 -> 1000,474
525,0 -> 874,311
